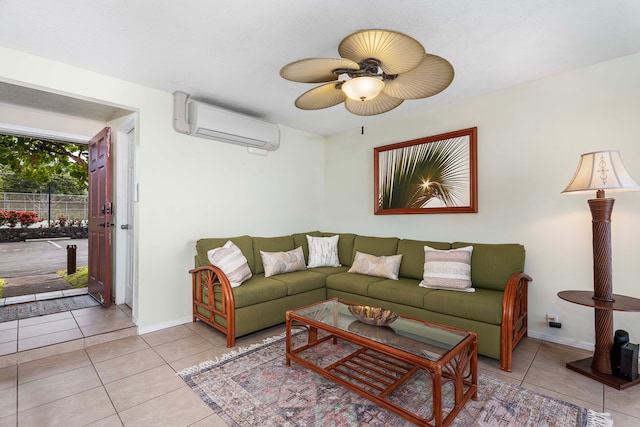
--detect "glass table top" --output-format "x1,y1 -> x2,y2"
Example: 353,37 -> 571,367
290,299 -> 469,361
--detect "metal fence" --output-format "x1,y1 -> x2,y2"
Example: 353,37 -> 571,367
1,192 -> 88,222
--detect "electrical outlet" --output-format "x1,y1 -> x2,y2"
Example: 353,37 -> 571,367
546,314 -> 559,323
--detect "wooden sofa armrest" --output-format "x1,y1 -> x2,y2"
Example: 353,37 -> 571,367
500,272 -> 533,372
189,265 -> 236,347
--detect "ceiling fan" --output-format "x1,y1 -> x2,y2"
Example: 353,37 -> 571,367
280,29 -> 454,116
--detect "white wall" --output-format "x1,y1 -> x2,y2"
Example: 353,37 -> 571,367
324,53 -> 640,350
3,44 -> 639,349
0,47 -> 325,332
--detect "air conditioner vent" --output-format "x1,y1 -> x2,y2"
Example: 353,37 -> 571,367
173,92 -> 279,151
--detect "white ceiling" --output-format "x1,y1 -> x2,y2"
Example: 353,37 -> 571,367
1,0 -> 640,136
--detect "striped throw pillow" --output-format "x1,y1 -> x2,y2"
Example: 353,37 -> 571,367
207,240 -> 252,287
419,245 -> 474,292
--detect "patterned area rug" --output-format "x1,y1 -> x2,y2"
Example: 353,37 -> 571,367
0,294 -> 100,322
179,333 -> 612,427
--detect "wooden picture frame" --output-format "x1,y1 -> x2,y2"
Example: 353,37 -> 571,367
374,127 -> 478,215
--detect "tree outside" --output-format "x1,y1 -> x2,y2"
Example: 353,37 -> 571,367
1,134 -> 88,228
0,134 -> 88,191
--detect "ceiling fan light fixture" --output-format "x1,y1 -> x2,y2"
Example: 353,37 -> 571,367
341,77 -> 385,101
281,29 -> 453,116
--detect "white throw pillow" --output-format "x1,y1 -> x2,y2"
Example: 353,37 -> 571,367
306,235 -> 341,268
419,245 -> 474,292
207,240 -> 252,288
347,251 -> 402,280
260,246 -> 307,277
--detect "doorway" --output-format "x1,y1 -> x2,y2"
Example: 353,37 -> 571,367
0,135 -> 91,304
0,83 -> 137,329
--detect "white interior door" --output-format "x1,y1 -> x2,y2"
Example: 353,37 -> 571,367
124,128 -> 135,307
114,122 -> 136,308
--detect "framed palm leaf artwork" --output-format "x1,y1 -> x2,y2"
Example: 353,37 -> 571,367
374,127 -> 477,214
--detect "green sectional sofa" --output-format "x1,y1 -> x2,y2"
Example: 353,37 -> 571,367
189,231 -> 531,372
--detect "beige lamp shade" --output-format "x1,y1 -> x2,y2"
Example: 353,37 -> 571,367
562,150 -> 640,194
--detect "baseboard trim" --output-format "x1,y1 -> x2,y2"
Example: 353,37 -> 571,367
137,316 -> 192,335
528,330 -> 594,352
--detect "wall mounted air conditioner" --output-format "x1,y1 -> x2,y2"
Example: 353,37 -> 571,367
173,91 -> 280,151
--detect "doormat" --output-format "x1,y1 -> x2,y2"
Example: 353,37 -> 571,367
0,294 -> 100,322
179,333 -> 612,427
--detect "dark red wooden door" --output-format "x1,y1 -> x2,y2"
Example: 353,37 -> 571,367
88,127 -> 112,306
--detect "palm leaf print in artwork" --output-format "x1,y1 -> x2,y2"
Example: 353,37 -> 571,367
378,136 -> 470,209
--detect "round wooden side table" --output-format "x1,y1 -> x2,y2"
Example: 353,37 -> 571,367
558,290 -> 640,389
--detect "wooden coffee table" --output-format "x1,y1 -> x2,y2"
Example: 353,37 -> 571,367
285,298 -> 477,427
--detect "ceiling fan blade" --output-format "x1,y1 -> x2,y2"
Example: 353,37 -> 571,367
344,92 -> 403,116
338,29 -> 425,75
280,58 -> 360,83
383,54 -> 455,100
295,82 -> 346,110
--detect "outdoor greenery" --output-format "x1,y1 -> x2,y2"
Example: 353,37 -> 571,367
0,278 -> 4,298
57,266 -> 88,288
378,137 -> 469,209
0,134 -> 88,193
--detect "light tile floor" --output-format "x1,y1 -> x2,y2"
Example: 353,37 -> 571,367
0,314 -> 639,426
0,302 -> 136,356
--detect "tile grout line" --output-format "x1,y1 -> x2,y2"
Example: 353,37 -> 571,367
84,346 -> 126,426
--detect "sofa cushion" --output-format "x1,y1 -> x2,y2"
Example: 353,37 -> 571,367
397,239 -> 451,280
423,288 -> 504,325
292,231 -> 323,261
253,236 -> 295,275
228,276 -> 288,308
325,271 -> 386,296
307,266 -> 350,276
196,235 -> 255,272
367,278 -> 438,309
452,242 -> 525,291
352,235 -> 399,260
307,235 -> 341,267
207,241 -> 252,287
260,246 -> 306,277
269,270 -> 327,296
348,252 -> 403,280
324,233 -> 356,267
420,245 -> 474,292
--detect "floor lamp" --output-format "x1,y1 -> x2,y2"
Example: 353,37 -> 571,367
560,150 -> 640,388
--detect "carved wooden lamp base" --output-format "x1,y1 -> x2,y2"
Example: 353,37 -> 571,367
588,196 -> 614,375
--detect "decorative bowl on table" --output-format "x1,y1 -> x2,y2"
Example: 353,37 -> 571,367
347,304 -> 399,326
